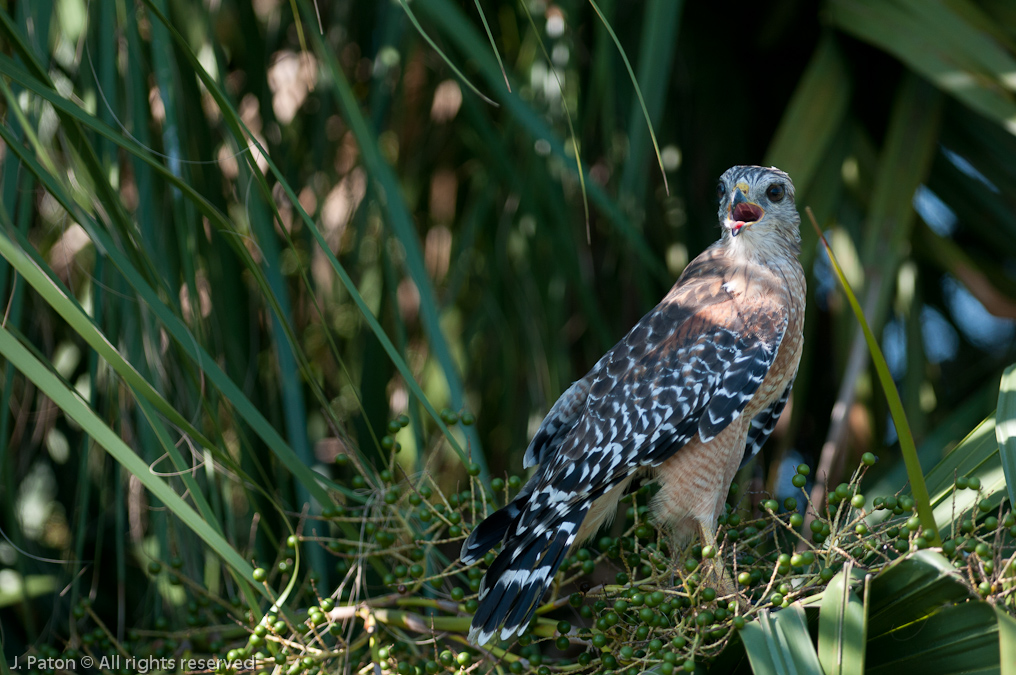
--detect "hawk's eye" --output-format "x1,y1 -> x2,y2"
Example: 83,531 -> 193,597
716,182 -> 725,200
766,183 -> 785,202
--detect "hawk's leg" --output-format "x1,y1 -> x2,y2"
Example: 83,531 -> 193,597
697,522 -> 738,601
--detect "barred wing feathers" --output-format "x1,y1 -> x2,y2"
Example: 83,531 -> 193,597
741,379 -> 794,468
466,251 -> 791,645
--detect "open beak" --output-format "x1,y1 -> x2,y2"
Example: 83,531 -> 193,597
727,189 -> 765,237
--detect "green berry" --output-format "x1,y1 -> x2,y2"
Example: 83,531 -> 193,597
789,513 -> 804,528
969,477 -> 981,490
797,464 -> 811,476
851,494 -> 865,509
460,411 -> 476,425
861,452 -> 877,466
491,477 -> 505,492
252,568 -> 268,583
792,474 -> 807,488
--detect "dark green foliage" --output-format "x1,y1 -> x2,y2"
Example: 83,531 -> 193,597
2,0 -> 1016,673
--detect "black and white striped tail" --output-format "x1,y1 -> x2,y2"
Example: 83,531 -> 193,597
460,501 -> 522,565
467,506 -> 587,646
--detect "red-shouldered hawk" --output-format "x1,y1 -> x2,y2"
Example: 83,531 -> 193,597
461,165 -> 806,646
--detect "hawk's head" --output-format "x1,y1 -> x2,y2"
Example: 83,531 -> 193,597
715,165 -> 801,256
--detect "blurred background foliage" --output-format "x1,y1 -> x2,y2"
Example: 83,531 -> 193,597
1,0 -> 1016,662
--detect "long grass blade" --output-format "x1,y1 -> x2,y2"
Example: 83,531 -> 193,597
471,0 -> 510,92
414,0 -> 668,282
806,207 -> 939,544
394,0 -> 498,106
0,326 -> 261,596
587,0 -> 668,195
0,116 -> 335,507
515,0 -> 590,240
618,0 -> 682,204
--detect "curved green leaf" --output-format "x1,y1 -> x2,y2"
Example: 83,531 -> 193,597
818,564 -> 867,675
995,363 -> 1016,507
866,551 -> 968,639
740,604 -> 824,675
866,602 -> 1002,675
828,0 -> 1016,136
995,607 -> 1016,675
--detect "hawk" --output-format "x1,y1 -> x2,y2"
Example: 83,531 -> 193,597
461,165 -> 806,646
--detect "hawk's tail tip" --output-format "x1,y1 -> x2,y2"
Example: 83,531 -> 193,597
459,502 -> 519,564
